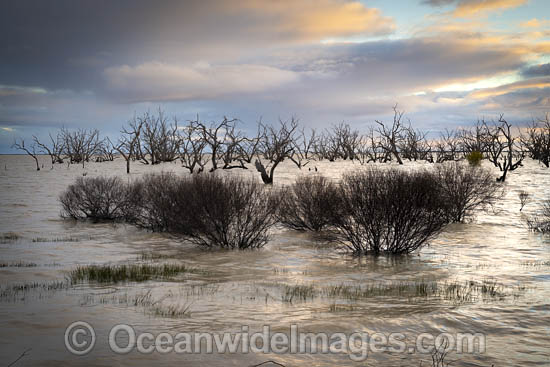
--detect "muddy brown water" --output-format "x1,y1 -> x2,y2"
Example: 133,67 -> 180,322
0,155 -> 549,366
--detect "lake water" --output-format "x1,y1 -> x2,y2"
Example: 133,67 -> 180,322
0,155 -> 549,366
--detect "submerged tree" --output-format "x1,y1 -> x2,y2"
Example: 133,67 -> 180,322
12,139 -> 41,171
110,116 -> 144,174
254,118 -> 298,184
522,114 -> 550,168
375,105 -> 406,165
33,133 -> 65,165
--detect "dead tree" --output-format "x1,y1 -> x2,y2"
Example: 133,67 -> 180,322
496,116 -> 524,182
138,110 -> 180,164
317,130 -> 341,161
110,117 -> 143,174
239,124 -> 264,164
435,129 -> 461,163
400,126 -> 433,162
220,120 -> 248,170
97,139 -> 116,162
332,122 -> 360,160
195,116 -> 238,171
289,127 -> 315,169
375,105 -> 406,164
60,127 -> 102,167
522,113 -> 550,168
458,121 -> 490,155
254,118 -> 298,184
179,120 -> 207,173
12,139 -> 40,170
32,133 -> 65,165
357,127 -> 391,164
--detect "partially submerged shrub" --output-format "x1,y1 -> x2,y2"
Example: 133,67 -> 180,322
129,173 -> 279,249
276,175 -> 339,231
61,173 -> 279,249
527,199 -> 550,233
169,174 -> 280,249
465,151 -> 483,166
60,176 -> 129,221
434,162 -> 503,222
125,172 -> 179,231
331,168 -> 449,255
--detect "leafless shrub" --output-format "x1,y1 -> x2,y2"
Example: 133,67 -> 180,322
521,113 -> 550,168
276,175 -> 339,231
519,191 -> 530,211
434,162 -> 503,222
527,199 -> 550,233
330,168 -> 449,255
125,172 -> 179,231
59,176 -> 129,221
128,174 -> 280,249
173,174 -> 280,248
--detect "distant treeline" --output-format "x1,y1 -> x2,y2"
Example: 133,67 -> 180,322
12,106 -> 550,183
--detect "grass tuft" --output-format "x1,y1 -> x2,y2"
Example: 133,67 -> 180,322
68,263 -> 194,283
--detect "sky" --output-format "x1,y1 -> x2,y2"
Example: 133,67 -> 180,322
0,0 -> 549,153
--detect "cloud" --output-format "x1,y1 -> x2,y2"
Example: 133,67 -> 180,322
520,18 -> 550,28
240,0 -> 395,40
470,76 -> 550,98
422,0 -> 527,17
103,62 -> 300,102
521,63 -> 550,77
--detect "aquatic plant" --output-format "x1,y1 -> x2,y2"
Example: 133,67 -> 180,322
0,232 -> 20,243
276,175 -> 339,232
526,198 -> 550,233
128,173 -> 280,249
435,162 -> 503,222
59,176 -> 131,221
329,168 -> 449,255
68,263 -> 193,283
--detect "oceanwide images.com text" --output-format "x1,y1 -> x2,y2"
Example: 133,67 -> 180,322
65,322 -> 486,361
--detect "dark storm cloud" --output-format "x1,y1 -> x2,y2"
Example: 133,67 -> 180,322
0,0 -> 394,92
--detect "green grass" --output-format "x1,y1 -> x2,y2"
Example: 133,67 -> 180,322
68,263 -> 194,283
